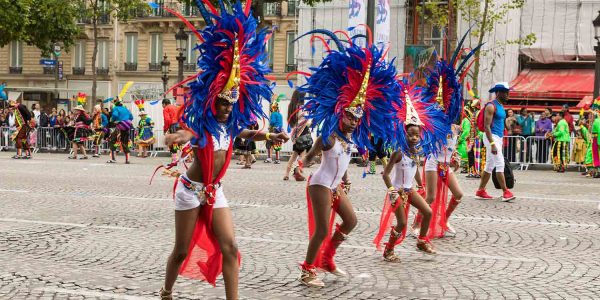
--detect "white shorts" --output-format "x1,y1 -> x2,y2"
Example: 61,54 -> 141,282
174,176 -> 228,210
483,134 -> 505,174
424,155 -> 453,173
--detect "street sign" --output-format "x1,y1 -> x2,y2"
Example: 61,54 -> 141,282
40,59 -> 56,66
53,44 -> 61,57
58,61 -> 63,80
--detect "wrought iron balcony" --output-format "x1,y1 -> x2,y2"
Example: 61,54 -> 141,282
264,2 -> 281,16
72,67 -> 86,75
9,67 -> 22,74
149,63 -> 161,71
96,68 -> 109,75
124,63 -> 137,71
43,66 -> 55,74
285,64 -> 297,72
183,63 -> 196,72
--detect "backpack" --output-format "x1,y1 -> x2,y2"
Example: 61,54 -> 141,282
476,102 -> 495,132
492,156 -> 515,189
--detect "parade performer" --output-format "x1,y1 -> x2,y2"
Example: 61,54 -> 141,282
373,81 -> 450,262
591,98 -> 600,178
148,1 -> 288,299
284,90 -> 312,181
552,112 -> 570,173
65,99 -> 93,159
107,97 -> 133,164
290,28 -> 399,287
265,94 -> 284,164
457,111 -> 470,173
581,118 -> 594,177
134,99 -> 155,158
412,39 -> 480,238
366,135 -> 389,175
91,104 -> 108,157
8,99 -> 32,159
475,83 -> 516,201
163,98 -> 181,162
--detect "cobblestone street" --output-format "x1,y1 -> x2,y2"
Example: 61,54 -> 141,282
1,153 -> 599,300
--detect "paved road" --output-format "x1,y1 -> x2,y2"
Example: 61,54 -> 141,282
1,153 -> 599,300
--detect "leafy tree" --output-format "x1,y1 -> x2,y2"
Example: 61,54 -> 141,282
418,0 -> 536,95
77,0 -> 149,102
0,0 -> 80,56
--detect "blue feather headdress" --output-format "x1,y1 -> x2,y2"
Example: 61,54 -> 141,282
395,79 -> 450,156
149,0 -> 272,147
422,26 -> 483,125
290,28 -> 401,151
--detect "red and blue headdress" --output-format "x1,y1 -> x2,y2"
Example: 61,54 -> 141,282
395,79 -> 450,156
422,27 -> 483,125
150,0 -> 273,148
289,28 -> 400,151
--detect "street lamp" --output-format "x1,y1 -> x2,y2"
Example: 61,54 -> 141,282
593,11 -> 600,99
175,25 -> 188,84
161,54 -> 170,100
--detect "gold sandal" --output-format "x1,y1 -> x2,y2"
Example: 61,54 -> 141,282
383,248 -> 401,263
159,287 -> 172,300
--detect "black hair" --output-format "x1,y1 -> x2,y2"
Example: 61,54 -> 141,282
405,123 -> 419,130
558,112 -> 564,118
162,99 -> 171,106
288,90 -> 306,127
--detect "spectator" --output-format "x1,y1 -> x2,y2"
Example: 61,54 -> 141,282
504,108 -> 518,162
162,99 -> 180,163
517,107 -> 535,162
49,108 -> 58,127
562,104 -> 575,133
31,103 -> 41,127
535,110 -> 553,163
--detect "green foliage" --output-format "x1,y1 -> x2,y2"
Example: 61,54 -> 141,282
0,0 -> 80,55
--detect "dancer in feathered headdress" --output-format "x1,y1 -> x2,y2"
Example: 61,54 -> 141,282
374,79 -> 450,263
134,99 -> 155,157
151,1 -> 289,298
590,97 -> 600,178
291,27 -> 400,288
417,29 -> 483,239
106,95 -> 134,164
64,93 -> 93,160
265,94 -> 284,163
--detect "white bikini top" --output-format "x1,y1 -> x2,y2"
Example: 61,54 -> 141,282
391,153 -> 418,190
309,138 -> 353,190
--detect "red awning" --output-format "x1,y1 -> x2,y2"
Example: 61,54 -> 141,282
510,68 -> 594,100
576,95 -> 594,109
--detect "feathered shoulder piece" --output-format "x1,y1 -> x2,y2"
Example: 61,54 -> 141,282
422,26 -> 483,125
395,79 -> 450,156
149,0 -> 272,147
289,28 -> 400,151
592,96 -> 600,114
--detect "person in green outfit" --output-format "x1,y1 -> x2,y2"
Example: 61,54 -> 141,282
579,119 -> 594,177
552,112 -> 571,173
457,112 -> 471,173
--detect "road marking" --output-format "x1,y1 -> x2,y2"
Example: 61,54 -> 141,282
236,237 -> 537,263
0,218 -> 133,230
34,287 -> 153,300
512,195 -> 599,203
101,195 -> 171,201
0,189 -> 29,193
453,216 -> 598,228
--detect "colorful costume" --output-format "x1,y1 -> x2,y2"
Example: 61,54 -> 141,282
107,98 -> 134,163
552,118 -> 570,172
134,100 -> 155,147
149,0 -> 273,286
9,101 -> 32,158
291,28 -> 399,279
266,95 -> 284,154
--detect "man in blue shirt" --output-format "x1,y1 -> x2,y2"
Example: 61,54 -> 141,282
107,97 -> 134,164
476,82 -> 516,201
265,99 -> 283,163
516,107 -> 535,163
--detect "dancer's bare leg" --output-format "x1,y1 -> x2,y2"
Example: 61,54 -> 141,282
213,207 -> 239,300
163,207 -> 200,293
304,185 -> 332,264
331,190 -> 357,240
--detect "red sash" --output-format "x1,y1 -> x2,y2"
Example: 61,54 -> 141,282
427,164 -> 450,239
373,191 -> 411,250
178,133 -> 240,286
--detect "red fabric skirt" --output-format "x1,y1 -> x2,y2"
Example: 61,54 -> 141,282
306,178 -> 340,269
427,165 -> 450,239
373,191 -> 411,251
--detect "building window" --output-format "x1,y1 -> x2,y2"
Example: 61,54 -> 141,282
10,41 -> 23,67
97,40 -> 109,69
150,33 -> 163,64
41,53 -> 57,74
285,31 -> 296,72
185,32 -> 197,65
152,0 -> 164,16
266,33 -> 275,69
125,33 -> 138,64
74,40 -> 86,68
426,26 -> 444,55
287,0 -> 298,16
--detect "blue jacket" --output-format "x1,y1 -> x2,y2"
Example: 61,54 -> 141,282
111,105 -> 133,123
269,111 -> 283,130
101,114 -> 109,127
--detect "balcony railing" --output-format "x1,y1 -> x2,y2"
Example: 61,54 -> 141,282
124,63 -> 137,71
77,13 -> 110,24
43,66 -> 56,75
285,64 -> 297,72
96,68 -> 109,75
287,0 -> 299,16
183,63 -> 196,72
73,67 -> 86,75
149,63 -> 161,71
264,2 -> 281,16
9,67 -> 23,74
